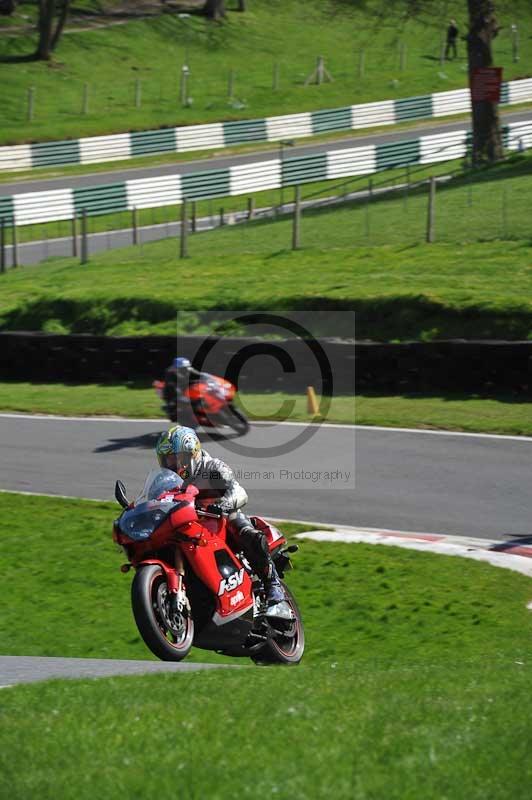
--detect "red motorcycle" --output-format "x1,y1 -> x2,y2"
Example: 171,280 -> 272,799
153,371 -> 249,435
112,469 -> 304,665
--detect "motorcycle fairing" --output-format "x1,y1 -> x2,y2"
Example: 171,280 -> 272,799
183,536 -> 254,625
251,516 -> 287,553
118,500 -> 175,541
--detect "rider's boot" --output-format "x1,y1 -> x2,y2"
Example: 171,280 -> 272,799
264,561 -> 285,608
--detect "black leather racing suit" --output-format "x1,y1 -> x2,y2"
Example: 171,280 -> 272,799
182,450 -> 277,586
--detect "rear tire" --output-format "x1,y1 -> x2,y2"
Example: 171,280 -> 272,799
251,583 -> 305,665
131,564 -> 194,662
223,404 -> 250,435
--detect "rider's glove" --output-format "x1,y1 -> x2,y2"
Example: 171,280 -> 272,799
206,503 -> 226,516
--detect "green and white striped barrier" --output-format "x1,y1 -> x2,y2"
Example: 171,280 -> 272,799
1,78 -> 531,173
0,120 -> 530,227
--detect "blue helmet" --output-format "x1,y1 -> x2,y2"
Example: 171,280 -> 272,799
173,357 -> 191,370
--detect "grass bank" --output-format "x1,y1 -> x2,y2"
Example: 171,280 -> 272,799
1,491 -> 531,798
0,382 -> 531,436
0,239 -> 530,340
1,0 -> 531,144
2,662 -> 532,800
1,156 -> 531,340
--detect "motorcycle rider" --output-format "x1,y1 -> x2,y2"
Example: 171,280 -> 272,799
155,424 -> 286,612
164,356 -> 202,399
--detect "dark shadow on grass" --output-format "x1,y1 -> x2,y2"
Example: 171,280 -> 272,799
2,294 -> 531,341
0,52 -> 38,63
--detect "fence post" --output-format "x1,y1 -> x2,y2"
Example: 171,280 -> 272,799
273,62 -> 280,91
191,201 -> 197,233
12,222 -> 18,268
180,199 -> 188,258
358,49 -> 365,79
403,165 -> 410,208
27,87 -> 35,122
247,196 -> 255,220
132,207 -> 138,245
219,207 -> 224,227
511,24 -> 519,63
80,209 -> 88,264
228,69 -> 235,99
365,179 -> 372,242
0,219 -> 5,274
71,215 -> 78,257
82,83 -> 89,115
501,188 -> 508,238
135,79 -> 142,109
180,65 -> 190,107
439,33 -> 446,66
399,42 -> 407,71
426,177 -> 436,243
292,186 -> 301,250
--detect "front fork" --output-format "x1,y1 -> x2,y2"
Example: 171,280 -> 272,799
169,546 -> 189,616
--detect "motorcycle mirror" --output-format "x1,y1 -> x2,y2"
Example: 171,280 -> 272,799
114,480 -> 129,509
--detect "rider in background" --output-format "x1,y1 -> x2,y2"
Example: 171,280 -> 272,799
155,425 -> 286,613
164,357 -> 201,399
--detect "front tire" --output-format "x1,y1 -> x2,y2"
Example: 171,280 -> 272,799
251,583 -> 305,665
131,564 -> 194,662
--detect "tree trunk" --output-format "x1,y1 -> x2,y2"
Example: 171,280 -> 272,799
0,0 -> 17,16
204,0 -> 226,20
36,0 -> 56,60
467,0 -> 503,163
237,0 -> 246,10
35,0 -> 70,60
51,0 -> 71,50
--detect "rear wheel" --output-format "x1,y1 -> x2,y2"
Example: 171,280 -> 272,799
222,404 -> 250,435
251,583 -> 305,665
131,564 -> 194,661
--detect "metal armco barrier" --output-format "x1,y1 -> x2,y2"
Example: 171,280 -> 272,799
1,120 -> 531,230
0,333 -> 529,395
0,78 -> 530,173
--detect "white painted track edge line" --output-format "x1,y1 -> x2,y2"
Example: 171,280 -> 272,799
0,412 -> 531,442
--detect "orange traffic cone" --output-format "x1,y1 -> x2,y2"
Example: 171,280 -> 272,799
306,385 -> 320,416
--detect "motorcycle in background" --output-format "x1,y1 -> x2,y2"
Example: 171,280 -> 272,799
112,469 -> 305,665
153,369 -> 250,435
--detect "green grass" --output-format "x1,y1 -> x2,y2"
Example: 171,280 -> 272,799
1,490 -> 532,798
1,0 -> 531,145
1,663 -> 532,800
1,158 -> 532,340
0,382 -> 531,436
3,491 -> 531,663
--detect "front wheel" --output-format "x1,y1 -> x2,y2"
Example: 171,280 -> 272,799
131,564 -> 194,662
251,583 -> 305,665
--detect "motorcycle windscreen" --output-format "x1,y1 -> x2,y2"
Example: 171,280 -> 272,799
136,468 -> 183,503
118,500 -> 174,541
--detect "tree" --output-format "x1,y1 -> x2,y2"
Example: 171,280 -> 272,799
204,0 -> 226,20
467,0 -> 503,162
0,0 -> 17,15
36,0 -> 71,61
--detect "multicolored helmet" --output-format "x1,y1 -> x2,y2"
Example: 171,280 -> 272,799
156,425 -> 201,479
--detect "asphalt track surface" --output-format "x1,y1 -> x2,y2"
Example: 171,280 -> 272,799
1,414 -> 531,540
0,656 -> 239,687
3,108 -> 531,196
